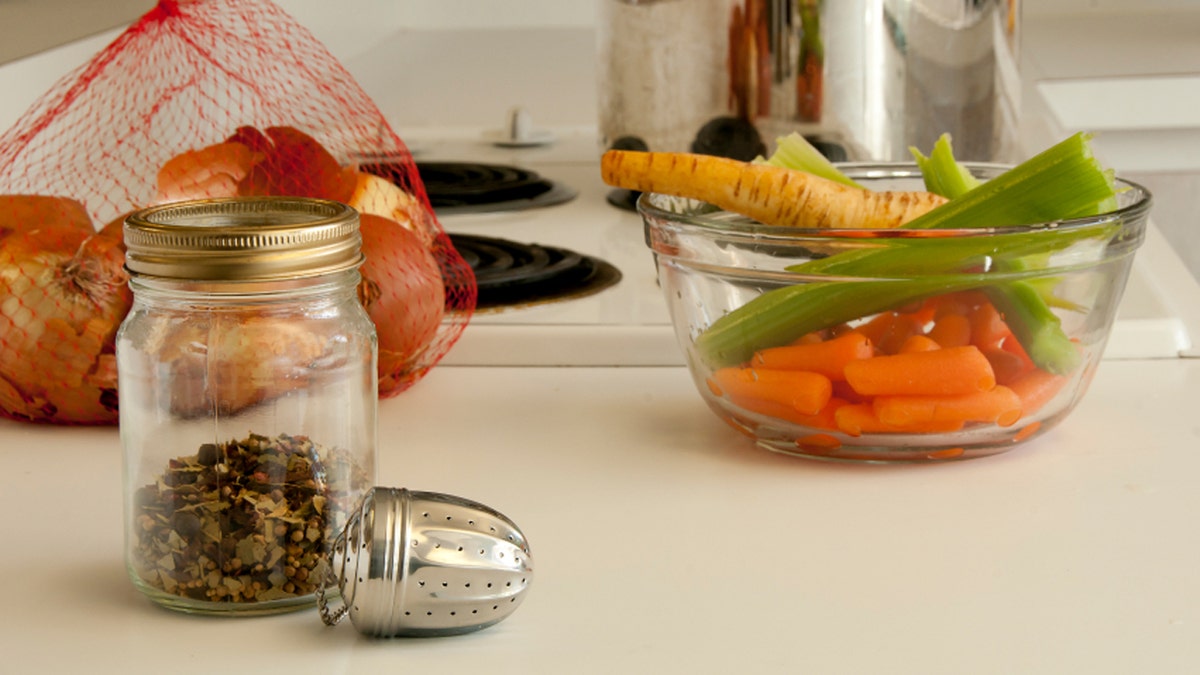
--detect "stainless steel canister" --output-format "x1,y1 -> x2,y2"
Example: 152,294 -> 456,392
317,487 -> 534,637
597,0 -> 1021,162
821,0 -> 1022,162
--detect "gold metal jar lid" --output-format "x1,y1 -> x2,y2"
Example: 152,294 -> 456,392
123,197 -> 363,280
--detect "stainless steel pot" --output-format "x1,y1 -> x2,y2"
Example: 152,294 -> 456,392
596,0 -> 1022,162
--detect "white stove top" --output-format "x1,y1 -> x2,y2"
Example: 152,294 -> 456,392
399,130 -> 678,366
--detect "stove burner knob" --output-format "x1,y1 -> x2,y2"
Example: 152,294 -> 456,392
690,116 -> 766,161
508,106 -> 533,142
608,135 -> 649,153
486,106 -> 555,147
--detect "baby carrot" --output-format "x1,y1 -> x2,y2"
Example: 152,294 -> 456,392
710,366 -> 833,415
968,301 -> 1013,351
1008,368 -> 1069,416
982,346 -> 1033,386
1011,421 -> 1042,443
851,312 -> 898,346
898,334 -> 942,354
895,297 -> 939,327
795,433 -> 843,453
873,385 -> 1023,428
600,150 -> 948,229
929,290 -> 987,319
793,331 -> 826,346
843,345 -> 996,397
722,395 -> 810,427
718,390 -> 847,429
834,403 -> 965,436
804,398 -> 850,431
876,313 -> 924,355
927,312 -> 972,348
751,331 -> 873,380
831,379 -> 868,404
773,397 -> 848,429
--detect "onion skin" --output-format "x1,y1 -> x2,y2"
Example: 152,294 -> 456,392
155,142 -> 259,202
0,225 -> 130,424
154,317 -> 328,419
346,171 -> 436,247
0,195 -> 93,242
236,126 -> 356,203
155,126 -> 357,205
357,213 -> 446,395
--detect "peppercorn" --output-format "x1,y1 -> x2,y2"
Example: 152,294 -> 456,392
128,432 -> 367,605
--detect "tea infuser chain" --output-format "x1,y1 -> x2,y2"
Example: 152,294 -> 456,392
315,559 -> 347,626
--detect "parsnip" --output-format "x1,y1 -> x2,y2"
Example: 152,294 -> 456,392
601,150 -> 947,229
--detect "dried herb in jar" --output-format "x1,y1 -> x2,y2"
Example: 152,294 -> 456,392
130,432 -> 367,604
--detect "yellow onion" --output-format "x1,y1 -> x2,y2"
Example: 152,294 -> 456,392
155,141 -> 261,202
0,222 -> 131,424
155,126 -> 451,397
357,213 -> 446,395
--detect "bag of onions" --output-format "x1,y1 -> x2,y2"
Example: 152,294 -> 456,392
0,0 -> 476,425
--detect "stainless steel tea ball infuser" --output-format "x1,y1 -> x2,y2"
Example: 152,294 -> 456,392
317,487 -> 533,637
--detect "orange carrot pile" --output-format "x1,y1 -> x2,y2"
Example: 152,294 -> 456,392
704,292 -> 1073,438
844,346 -> 996,397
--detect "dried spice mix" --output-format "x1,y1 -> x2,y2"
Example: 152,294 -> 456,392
129,432 -> 368,605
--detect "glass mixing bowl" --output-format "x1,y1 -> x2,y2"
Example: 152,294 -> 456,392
641,164 -> 1152,462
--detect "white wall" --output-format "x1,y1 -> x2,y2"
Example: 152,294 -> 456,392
1,0 -> 1194,132
1026,0 -> 1200,15
0,0 -> 598,130
276,1 -> 595,64
390,1 -> 595,28
275,0 -> 595,61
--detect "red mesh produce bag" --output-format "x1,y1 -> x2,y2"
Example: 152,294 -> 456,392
0,0 -> 476,425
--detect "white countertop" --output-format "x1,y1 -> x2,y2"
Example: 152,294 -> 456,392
4,360 -> 1200,673
3,5 -> 1200,673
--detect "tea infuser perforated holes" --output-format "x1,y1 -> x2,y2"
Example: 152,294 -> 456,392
316,487 -> 533,638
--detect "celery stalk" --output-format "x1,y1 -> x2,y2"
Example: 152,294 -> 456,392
695,223 -> 1111,367
908,134 -> 1082,374
694,132 -> 1117,370
760,132 -> 863,188
902,132 -> 1115,229
910,133 -> 981,197
696,274 -> 998,367
986,277 -> 1080,373
788,222 -> 1112,278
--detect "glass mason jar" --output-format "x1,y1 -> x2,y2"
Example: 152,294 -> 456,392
117,197 -> 378,615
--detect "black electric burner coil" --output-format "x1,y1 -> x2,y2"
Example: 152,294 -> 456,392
450,233 -> 621,310
358,161 -> 577,214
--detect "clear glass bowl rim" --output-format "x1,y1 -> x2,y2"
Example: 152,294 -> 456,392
637,162 -> 1153,243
